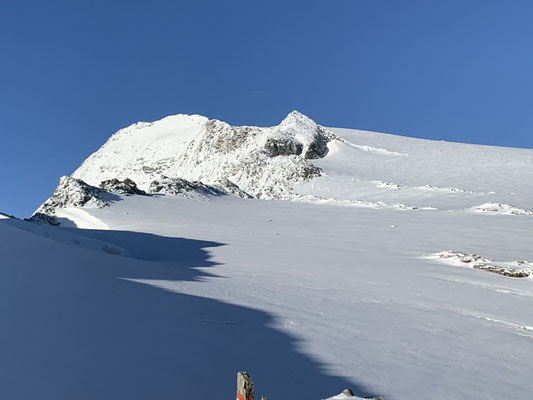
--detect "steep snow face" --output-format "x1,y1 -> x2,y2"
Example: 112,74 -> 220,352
72,111 -> 332,199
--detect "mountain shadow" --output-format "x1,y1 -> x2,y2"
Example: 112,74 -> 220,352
0,219 -> 376,399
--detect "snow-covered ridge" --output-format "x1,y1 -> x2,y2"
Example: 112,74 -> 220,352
30,176 -> 120,225
31,175 -> 253,225
72,111 -> 334,199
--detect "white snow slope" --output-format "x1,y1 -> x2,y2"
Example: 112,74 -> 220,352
2,112 -> 533,400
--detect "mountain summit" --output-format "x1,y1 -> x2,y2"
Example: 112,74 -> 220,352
72,110 -> 334,198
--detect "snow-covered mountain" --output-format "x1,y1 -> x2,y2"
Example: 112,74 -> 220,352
73,111 -> 332,198
32,110 -> 533,225
3,111 -> 533,399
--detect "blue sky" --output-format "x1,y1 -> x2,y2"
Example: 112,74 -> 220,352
1,0 -> 532,217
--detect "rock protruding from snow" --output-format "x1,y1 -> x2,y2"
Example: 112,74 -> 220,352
215,178 -> 253,199
30,176 -> 109,225
276,110 -> 333,159
149,177 -> 224,198
471,202 -> 533,215
0,211 -> 11,219
148,176 -> 253,200
264,136 -> 303,157
30,176 -> 145,225
430,251 -> 532,278
71,111 -> 334,199
100,178 -> 146,195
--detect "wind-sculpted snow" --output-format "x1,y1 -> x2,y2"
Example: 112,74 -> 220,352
429,251 -> 532,278
289,194 -> 430,211
335,136 -> 408,156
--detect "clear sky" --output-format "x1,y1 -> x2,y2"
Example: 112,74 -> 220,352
1,0 -> 532,218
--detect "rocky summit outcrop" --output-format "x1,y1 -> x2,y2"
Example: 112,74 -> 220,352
30,176 -> 109,225
100,178 -> 146,195
32,111 -> 337,224
29,176 -> 143,225
71,110 -> 337,199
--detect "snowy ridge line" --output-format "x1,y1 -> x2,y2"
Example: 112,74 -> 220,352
426,251 -> 532,278
288,194 -> 437,211
471,202 -> 533,216
336,137 -> 408,156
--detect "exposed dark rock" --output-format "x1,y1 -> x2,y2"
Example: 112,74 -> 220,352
149,177 -> 224,197
304,125 -> 330,159
472,263 -> 531,278
29,176 -> 117,226
100,178 -> 146,195
26,213 -> 60,226
435,251 -> 531,279
264,137 -> 303,157
215,179 -> 253,199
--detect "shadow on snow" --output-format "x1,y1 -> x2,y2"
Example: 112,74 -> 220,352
0,218 -> 373,400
